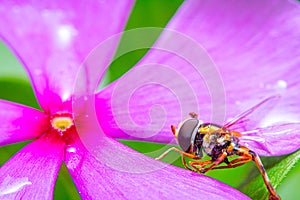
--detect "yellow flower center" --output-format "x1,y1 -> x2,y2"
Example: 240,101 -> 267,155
51,116 -> 74,132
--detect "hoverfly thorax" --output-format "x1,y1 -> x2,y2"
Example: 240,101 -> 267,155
199,123 -> 238,157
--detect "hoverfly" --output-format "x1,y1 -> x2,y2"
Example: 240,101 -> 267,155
156,96 -> 283,200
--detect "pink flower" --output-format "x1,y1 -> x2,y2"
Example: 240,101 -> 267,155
98,0 -> 300,157
0,1 -> 252,200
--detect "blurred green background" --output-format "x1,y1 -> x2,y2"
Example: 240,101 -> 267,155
0,0 -> 299,199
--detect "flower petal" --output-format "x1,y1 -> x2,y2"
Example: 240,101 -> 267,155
240,123 -> 300,156
65,138 -> 250,200
0,136 -> 64,200
97,0 -> 300,155
73,70 -> 249,200
0,0 -> 134,110
0,99 -> 48,146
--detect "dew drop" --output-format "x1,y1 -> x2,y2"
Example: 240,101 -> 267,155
66,146 -> 77,153
62,91 -> 71,102
276,80 -> 287,89
56,25 -> 77,47
66,154 -> 81,171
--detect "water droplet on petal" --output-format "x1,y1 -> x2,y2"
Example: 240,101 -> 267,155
65,146 -> 83,171
66,154 -> 81,171
56,25 -> 77,48
66,146 -> 77,153
276,80 -> 287,89
61,91 -> 71,102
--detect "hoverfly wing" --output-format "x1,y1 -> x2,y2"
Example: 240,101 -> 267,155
239,122 -> 300,156
224,95 -> 281,132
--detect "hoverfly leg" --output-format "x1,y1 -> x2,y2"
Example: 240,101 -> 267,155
201,152 -> 228,173
232,146 -> 281,200
248,150 -> 281,200
181,155 -> 198,172
189,160 -> 213,173
155,147 -> 199,160
155,147 -> 177,160
212,156 -> 252,170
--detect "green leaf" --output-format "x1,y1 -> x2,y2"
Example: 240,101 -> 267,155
103,0 -> 183,85
238,155 -> 288,189
54,164 -> 81,200
0,79 -> 40,109
0,141 -> 30,166
241,150 -> 300,199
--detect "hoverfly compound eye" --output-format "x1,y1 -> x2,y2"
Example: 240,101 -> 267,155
177,118 -> 201,152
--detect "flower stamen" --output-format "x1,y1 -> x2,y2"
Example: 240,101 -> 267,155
50,113 -> 74,136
